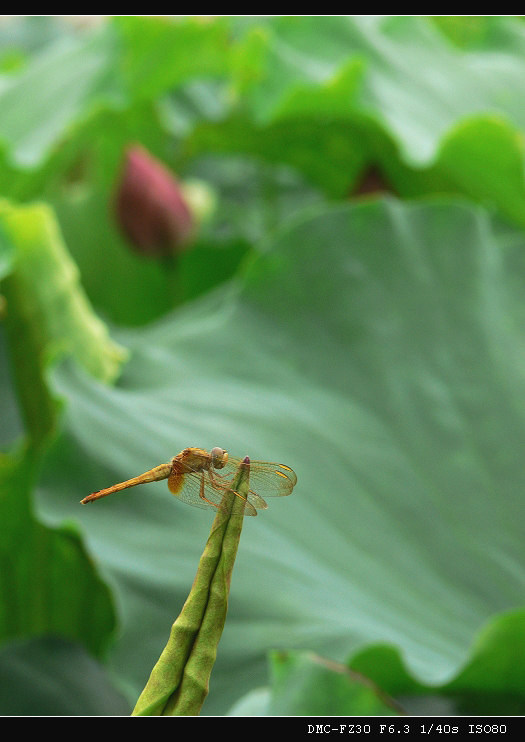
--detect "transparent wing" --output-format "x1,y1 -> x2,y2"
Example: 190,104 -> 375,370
215,458 -> 297,500
170,466 -> 258,516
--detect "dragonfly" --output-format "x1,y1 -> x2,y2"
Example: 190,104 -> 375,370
80,446 -> 297,516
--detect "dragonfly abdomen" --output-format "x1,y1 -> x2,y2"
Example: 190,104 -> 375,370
81,462 -> 172,504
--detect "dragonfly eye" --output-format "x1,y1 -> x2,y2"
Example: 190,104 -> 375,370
210,447 -> 228,469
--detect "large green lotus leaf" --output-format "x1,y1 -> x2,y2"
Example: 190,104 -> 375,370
230,608 -> 525,715
380,115 -> 525,228
0,24 -> 123,168
0,219 -> 22,450
185,114 -> 370,198
0,635 -> 130,715
0,17 -> 230,170
0,17 -> 230,207
37,200 -> 525,714
0,216 -> 14,280
0,17 -> 68,75
231,16 -> 525,164
0,199 -> 127,384
116,16 -> 230,101
430,16 -> 495,50
228,650 -> 401,716
350,607 -> 525,715
0,198 -> 121,664
0,448 -> 117,659
0,330 -> 23,451
187,16 -> 525,226
186,111 -> 525,230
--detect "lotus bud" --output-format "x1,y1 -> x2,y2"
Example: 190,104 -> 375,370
115,145 -> 194,257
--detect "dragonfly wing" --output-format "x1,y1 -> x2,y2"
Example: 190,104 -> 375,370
218,458 -> 297,499
168,468 -> 223,511
247,492 -> 268,511
170,466 -> 257,516
207,468 -> 258,516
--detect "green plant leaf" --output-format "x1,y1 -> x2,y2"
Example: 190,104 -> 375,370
264,650 -> 402,716
443,609 -> 525,714
431,16 -> 494,50
0,16 -> 74,59
0,329 -> 23,451
37,199 -> 525,714
350,607 -> 525,715
187,16 -> 525,225
116,16 -> 230,101
231,651 -> 403,716
0,24 -> 123,167
226,686 -> 271,716
0,447 -> 116,658
0,199 -> 128,385
230,608 -> 525,715
0,196 -> 123,693
0,635 -> 130,715
0,218 -> 14,280
230,16 -> 525,165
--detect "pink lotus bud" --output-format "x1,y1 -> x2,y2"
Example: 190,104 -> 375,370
115,145 -> 194,257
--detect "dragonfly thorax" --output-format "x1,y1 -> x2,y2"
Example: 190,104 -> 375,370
171,447 -> 229,473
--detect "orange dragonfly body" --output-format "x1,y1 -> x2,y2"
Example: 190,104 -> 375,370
80,447 -> 297,516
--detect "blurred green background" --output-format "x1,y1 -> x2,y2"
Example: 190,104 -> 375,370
1,15 -> 525,716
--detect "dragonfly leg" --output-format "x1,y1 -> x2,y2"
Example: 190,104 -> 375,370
199,472 -> 220,508
209,470 -> 250,506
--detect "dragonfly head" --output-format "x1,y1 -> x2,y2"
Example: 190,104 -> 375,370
210,446 -> 228,469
